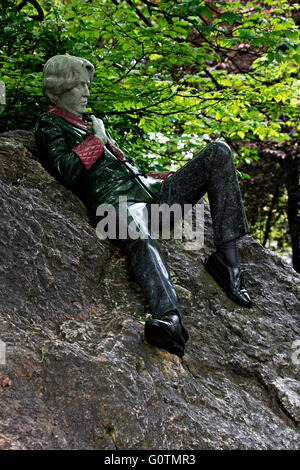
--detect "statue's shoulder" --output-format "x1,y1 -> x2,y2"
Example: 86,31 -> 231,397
35,112 -> 68,146
36,112 -> 74,136
36,111 -> 61,126
35,112 -> 59,133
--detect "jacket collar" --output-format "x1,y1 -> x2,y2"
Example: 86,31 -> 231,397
49,106 -> 87,131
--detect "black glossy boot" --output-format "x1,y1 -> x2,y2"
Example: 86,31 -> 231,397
144,311 -> 189,358
205,251 -> 252,308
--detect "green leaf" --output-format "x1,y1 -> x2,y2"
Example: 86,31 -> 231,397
220,12 -> 242,25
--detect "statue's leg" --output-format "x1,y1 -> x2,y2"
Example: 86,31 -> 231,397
123,238 -> 180,317
159,141 -> 249,246
113,202 -> 188,357
159,141 -> 252,307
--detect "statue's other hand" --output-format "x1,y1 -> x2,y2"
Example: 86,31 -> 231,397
91,115 -> 108,145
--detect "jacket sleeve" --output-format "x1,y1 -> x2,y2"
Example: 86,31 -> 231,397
105,130 -> 125,160
106,138 -> 124,160
35,114 -> 104,188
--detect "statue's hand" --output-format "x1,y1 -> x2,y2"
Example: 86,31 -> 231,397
86,121 -> 93,135
90,115 -> 108,145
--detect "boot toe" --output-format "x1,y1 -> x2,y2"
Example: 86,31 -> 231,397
205,252 -> 252,308
144,312 -> 188,358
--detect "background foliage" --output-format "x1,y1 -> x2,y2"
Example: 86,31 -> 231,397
0,0 -> 299,271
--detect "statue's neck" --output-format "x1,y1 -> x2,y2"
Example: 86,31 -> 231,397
49,106 -> 87,131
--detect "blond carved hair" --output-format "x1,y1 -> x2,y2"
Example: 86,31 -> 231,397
42,55 -> 94,102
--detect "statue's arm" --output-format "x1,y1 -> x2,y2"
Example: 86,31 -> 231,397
35,115 -> 103,187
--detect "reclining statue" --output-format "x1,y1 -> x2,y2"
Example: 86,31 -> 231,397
35,54 -> 252,358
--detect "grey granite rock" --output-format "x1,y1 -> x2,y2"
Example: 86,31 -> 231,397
0,132 -> 299,449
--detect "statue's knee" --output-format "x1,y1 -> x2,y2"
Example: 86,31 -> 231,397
212,141 -> 232,164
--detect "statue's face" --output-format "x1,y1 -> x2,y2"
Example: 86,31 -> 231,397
54,68 -> 91,116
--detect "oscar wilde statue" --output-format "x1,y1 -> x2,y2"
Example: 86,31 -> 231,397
35,55 -> 252,358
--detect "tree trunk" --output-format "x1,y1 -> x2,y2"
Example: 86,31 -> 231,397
263,183 -> 279,247
283,150 -> 299,273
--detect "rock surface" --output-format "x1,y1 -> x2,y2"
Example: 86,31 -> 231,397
0,130 -> 299,450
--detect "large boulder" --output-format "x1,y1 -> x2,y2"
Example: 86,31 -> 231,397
0,131 -> 299,450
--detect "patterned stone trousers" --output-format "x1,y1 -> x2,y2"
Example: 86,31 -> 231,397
114,141 -> 250,319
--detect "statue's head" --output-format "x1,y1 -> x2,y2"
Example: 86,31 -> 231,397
42,55 -> 95,116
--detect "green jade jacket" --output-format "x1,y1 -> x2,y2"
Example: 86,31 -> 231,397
35,107 -> 174,215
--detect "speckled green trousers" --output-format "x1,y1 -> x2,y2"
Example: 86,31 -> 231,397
116,141 -> 250,318
159,141 -> 250,245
